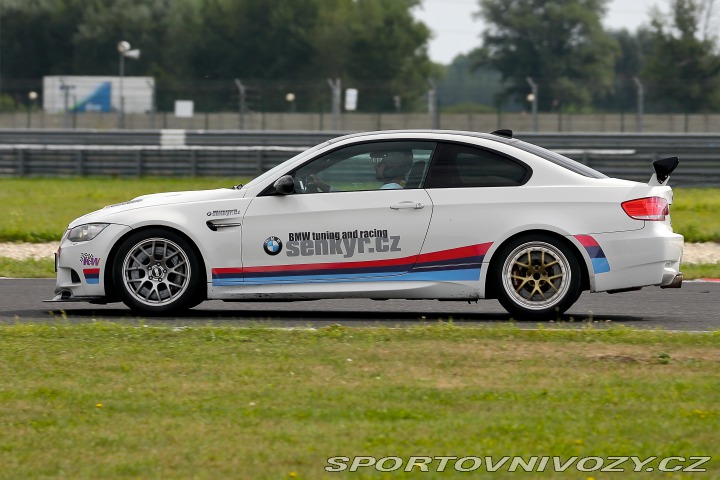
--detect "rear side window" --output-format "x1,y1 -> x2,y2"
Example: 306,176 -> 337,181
424,143 -> 531,189
509,139 -> 608,179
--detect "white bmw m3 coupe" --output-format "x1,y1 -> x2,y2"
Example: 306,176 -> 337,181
50,130 -> 684,318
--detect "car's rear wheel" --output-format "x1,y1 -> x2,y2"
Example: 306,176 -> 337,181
113,229 -> 205,314
493,235 -> 582,319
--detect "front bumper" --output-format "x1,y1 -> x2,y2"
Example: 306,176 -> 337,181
52,224 -> 131,301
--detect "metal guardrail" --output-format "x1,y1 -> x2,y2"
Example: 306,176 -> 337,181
0,145 -> 303,178
0,130 -> 718,186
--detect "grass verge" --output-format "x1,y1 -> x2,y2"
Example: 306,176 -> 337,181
0,323 -> 718,479
671,188 -> 720,243
0,257 -> 56,278
0,179 -> 718,243
681,262 -> 720,279
2,257 -> 718,279
0,177 -> 242,242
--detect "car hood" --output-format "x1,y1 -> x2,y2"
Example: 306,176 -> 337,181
68,188 -> 245,227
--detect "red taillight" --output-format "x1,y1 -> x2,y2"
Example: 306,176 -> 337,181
621,197 -> 669,221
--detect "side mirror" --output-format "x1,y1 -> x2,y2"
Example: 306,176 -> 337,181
273,175 -> 295,195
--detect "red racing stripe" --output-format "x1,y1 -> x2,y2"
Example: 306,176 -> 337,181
574,234 -> 599,247
214,244 -> 492,276
416,243 -> 491,264
212,267 -> 244,275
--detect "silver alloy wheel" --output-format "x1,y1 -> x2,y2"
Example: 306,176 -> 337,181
121,237 -> 191,307
501,241 -> 571,311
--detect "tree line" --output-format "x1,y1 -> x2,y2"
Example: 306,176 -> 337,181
1,0 -> 719,113
473,0 -> 720,113
0,0 -> 435,111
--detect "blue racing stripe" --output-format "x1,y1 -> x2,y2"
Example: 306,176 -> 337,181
591,257 -> 610,274
215,267 -> 481,286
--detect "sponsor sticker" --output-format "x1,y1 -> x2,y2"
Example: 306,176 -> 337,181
207,209 -> 240,217
80,253 -> 101,266
263,236 -> 283,256
280,228 -> 400,259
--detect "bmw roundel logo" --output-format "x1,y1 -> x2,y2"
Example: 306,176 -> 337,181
263,236 -> 283,255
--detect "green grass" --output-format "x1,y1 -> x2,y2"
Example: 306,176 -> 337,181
0,257 -> 55,278
681,262 -> 720,279
0,177 -> 242,242
0,179 -> 718,243
671,188 -> 720,243
0,323 -> 718,479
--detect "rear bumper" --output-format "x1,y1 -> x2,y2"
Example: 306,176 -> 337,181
580,224 -> 683,292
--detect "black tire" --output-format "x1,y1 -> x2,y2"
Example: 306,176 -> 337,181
112,229 -> 205,315
492,234 -> 582,319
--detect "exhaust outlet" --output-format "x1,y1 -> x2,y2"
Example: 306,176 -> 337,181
661,273 -> 683,289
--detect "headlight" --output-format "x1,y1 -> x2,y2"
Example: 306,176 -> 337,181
67,223 -> 109,242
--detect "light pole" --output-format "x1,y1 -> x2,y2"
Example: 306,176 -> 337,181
285,92 -> 296,112
526,77 -> 538,132
327,78 -> 341,130
59,80 -> 75,128
428,79 -> 438,129
633,76 -> 644,133
117,40 -> 140,129
27,91 -> 37,128
234,79 -> 247,130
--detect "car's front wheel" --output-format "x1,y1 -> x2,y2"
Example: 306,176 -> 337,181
493,235 -> 582,319
113,229 -> 205,314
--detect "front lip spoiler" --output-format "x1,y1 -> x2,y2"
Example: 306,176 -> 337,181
44,295 -> 109,304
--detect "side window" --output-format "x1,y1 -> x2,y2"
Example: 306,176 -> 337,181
292,141 -> 436,194
424,143 -> 530,189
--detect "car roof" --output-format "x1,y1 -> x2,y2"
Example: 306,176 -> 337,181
328,129 -> 607,179
328,129 -> 512,145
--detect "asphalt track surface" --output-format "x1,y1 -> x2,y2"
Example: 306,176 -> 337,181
1,278 -> 718,331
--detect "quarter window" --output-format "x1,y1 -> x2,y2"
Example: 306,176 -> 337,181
424,143 -> 530,189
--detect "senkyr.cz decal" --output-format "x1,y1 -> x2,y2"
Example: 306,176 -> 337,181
80,253 -> 101,266
285,228 -> 400,259
212,243 -> 492,286
574,235 -> 610,274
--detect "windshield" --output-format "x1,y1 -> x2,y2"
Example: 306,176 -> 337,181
509,139 -> 608,179
240,141 -> 332,190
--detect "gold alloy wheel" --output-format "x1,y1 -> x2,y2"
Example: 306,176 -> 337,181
501,241 -> 571,310
121,238 -> 191,307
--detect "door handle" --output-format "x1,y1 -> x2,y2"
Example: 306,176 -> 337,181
390,201 -> 425,210
206,221 -> 242,231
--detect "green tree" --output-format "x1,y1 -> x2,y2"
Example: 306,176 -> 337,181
190,0 -> 434,111
473,0 -> 618,111
344,0 -> 434,110
1,0 -> 434,112
641,0 -> 720,112
1,0 -> 193,78
435,54 -> 510,111
594,28 -> 654,111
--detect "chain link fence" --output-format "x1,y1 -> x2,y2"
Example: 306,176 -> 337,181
2,77 -> 720,133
